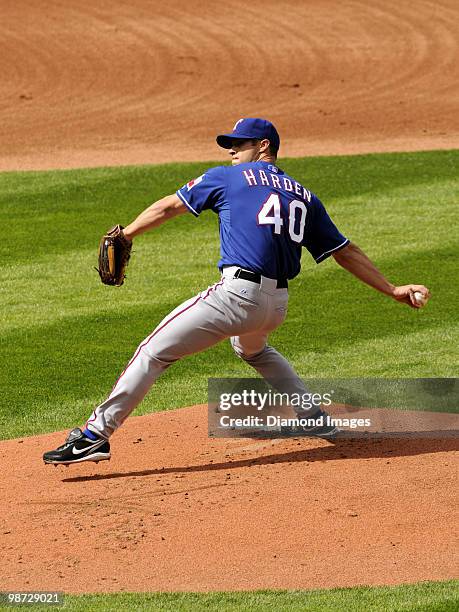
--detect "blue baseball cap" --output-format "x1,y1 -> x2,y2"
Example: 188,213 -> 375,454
216,118 -> 280,151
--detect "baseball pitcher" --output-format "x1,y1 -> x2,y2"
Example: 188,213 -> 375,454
43,118 -> 430,465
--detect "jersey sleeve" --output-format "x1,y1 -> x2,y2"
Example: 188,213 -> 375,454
176,166 -> 226,216
302,195 -> 349,263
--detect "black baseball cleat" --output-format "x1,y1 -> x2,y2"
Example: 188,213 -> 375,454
281,410 -> 342,439
43,428 -> 111,465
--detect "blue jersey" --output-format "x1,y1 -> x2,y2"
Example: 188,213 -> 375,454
176,161 -> 349,280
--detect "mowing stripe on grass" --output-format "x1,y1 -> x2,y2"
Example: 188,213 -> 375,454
1,150 -> 458,440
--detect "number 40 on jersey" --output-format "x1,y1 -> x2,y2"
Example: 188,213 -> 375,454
257,194 -> 307,243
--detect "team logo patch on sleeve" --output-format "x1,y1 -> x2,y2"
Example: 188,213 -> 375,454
187,174 -> 204,191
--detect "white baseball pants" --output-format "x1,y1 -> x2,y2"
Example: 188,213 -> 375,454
86,267 -> 312,438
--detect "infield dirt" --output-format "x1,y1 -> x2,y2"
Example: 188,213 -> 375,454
1,407 -> 457,593
1,0 -> 458,595
0,0 -> 458,171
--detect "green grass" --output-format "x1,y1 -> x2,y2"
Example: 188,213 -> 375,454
6,581 -> 458,611
1,150 -> 458,439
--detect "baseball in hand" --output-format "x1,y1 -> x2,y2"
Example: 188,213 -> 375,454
413,291 -> 428,307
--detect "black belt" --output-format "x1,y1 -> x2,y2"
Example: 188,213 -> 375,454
231,267 -> 288,289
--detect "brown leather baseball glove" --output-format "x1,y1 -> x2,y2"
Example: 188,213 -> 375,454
96,225 -> 132,286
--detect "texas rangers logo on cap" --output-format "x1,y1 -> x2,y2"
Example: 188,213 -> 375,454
216,117 -> 280,150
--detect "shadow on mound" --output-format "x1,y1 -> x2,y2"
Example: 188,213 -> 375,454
64,434 -> 457,483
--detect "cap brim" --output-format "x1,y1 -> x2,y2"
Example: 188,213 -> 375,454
216,133 -> 253,149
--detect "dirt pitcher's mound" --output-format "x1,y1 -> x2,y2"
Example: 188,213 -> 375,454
0,405 -> 457,593
1,0 -> 458,171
